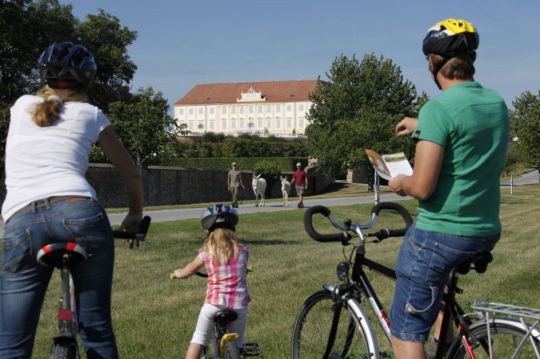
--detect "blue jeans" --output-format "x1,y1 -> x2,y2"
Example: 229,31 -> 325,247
390,224 -> 499,343
0,198 -> 118,359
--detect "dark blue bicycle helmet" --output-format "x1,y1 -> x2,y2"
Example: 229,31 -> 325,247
201,204 -> 239,232
38,42 -> 97,89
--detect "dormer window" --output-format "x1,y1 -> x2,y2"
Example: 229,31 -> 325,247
238,87 -> 265,102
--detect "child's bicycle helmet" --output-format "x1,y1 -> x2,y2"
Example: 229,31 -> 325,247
422,18 -> 479,60
201,204 -> 239,232
38,42 -> 97,89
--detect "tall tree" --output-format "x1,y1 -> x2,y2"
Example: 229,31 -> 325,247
77,9 -> 138,110
306,53 -> 419,172
511,90 -> 540,177
104,87 -> 179,168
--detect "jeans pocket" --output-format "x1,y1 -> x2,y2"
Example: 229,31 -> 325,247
2,226 -> 32,273
405,284 -> 440,316
63,210 -> 111,255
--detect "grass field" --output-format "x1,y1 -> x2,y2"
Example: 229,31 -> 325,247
13,185 -> 540,357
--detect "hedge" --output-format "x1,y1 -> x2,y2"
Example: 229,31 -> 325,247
161,157 -> 307,172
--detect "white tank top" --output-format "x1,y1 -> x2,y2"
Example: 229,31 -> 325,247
2,95 -> 111,221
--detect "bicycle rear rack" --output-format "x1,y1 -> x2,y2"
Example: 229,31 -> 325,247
471,302 -> 540,358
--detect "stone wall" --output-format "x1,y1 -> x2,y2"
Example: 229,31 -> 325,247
1,164 -> 334,208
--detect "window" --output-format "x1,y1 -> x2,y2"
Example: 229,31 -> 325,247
209,107 -> 215,115
267,104 -> 272,113
222,106 -> 227,115
197,122 -> 204,129
299,117 -> 305,128
298,103 -> 304,112
257,105 -> 262,113
178,108 -> 184,115
249,105 -> 254,113
189,121 -> 194,129
257,118 -> 263,128
209,120 -> 215,129
266,118 -> 271,128
286,104 -> 292,112
287,118 -> 292,128
231,106 -> 236,114
240,119 -> 244,128
231,119 -> 236,129
222,119 -> 227,129
189,108 -> 194,115
239,106 -> 244,114
275,118 -> 281,128
198,107 -> 203,115
248,122 -> 255,128
275,104 -> 281,112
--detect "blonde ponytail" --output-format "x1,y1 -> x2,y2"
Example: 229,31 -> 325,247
33,86 -> 88,127
204,228 -> 239,264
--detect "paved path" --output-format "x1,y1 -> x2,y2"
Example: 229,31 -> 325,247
106,193 -> 406,225
1,170 -> 537,231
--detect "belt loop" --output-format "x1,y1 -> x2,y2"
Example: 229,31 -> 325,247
31,201 -> 37,213
44,198 -> 51,209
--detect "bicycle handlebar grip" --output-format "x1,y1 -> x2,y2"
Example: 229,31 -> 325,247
370,202 -> 413,239
304,206 -> 351,242
112,216 -> 152,241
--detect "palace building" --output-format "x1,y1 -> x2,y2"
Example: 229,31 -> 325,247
174,80 -> 318,137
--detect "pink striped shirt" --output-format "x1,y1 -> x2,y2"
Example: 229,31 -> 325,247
198,244 -> 250,309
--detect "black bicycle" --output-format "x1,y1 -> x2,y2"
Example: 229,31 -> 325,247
37,216 -> 152,359
291,202 -> 540,358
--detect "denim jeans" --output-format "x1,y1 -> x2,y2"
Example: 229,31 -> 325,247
0,198 -> 118,359
390,224 -> 499,343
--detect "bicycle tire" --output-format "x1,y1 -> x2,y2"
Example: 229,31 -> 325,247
223,341 -> 240,359
291,290 -> 376,359
49,340 -> 78,359
446,320 -> 540,358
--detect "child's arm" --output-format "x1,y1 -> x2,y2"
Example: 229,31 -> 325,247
171,255 -> 204,279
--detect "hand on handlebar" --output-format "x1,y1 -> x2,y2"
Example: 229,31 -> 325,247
120,212 -> 143,248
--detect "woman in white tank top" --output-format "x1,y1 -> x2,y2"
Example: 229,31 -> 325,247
0,42 -> 143,359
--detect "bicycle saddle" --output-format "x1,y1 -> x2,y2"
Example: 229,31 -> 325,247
37,242 -> 88,268
456,252 -> 493,275
214,309 -> 238,324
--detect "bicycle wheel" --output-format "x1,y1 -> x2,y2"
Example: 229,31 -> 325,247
223,341 -> 240,359
49,339 -> 78,359
291,290 -> 375,359
446,320 -> 540,358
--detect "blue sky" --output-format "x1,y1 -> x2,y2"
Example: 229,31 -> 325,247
62,0 -> 540,111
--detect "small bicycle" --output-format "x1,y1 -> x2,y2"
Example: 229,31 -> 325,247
291,202 -> 540,358
170,269 -> 260,359
37,216 -> 152,359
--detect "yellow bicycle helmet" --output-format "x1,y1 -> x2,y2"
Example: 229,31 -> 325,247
423,18 -> 479,60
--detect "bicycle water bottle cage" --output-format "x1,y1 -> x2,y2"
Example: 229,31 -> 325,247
456,252 -> 493,275
214,309 -> 238,324
37,242 -> 88,268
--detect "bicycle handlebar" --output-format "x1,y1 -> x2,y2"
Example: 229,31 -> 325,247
112,216 -> 152,245
368,202 -> 413,240
304,202 -> 412,243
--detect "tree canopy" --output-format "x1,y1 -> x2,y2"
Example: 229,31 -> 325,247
511,90 -> 540,172
306,54 -> 423,172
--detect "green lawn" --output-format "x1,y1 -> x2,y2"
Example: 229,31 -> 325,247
18,185 -> 540,357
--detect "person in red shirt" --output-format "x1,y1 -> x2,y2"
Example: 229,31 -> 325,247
291,162 -> 308,208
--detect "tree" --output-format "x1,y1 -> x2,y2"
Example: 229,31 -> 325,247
0,1 -> 138,168
307,53 -> 419,173
511,91 -> 540,177
77,9 -> 138,111
104,87 -> 179,168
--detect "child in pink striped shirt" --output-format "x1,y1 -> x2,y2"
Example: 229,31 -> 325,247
172,204 -> 249,359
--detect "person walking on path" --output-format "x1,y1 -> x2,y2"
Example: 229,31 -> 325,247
291,162 -> 308,208
387,19 -> 509,359
0,42 -> 144,359
227,162 -> 244,208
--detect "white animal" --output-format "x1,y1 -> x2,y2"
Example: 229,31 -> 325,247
280,176 -> 291,207
252,174 -> 267,207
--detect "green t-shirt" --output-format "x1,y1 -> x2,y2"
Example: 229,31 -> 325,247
413,82 -> 509,237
